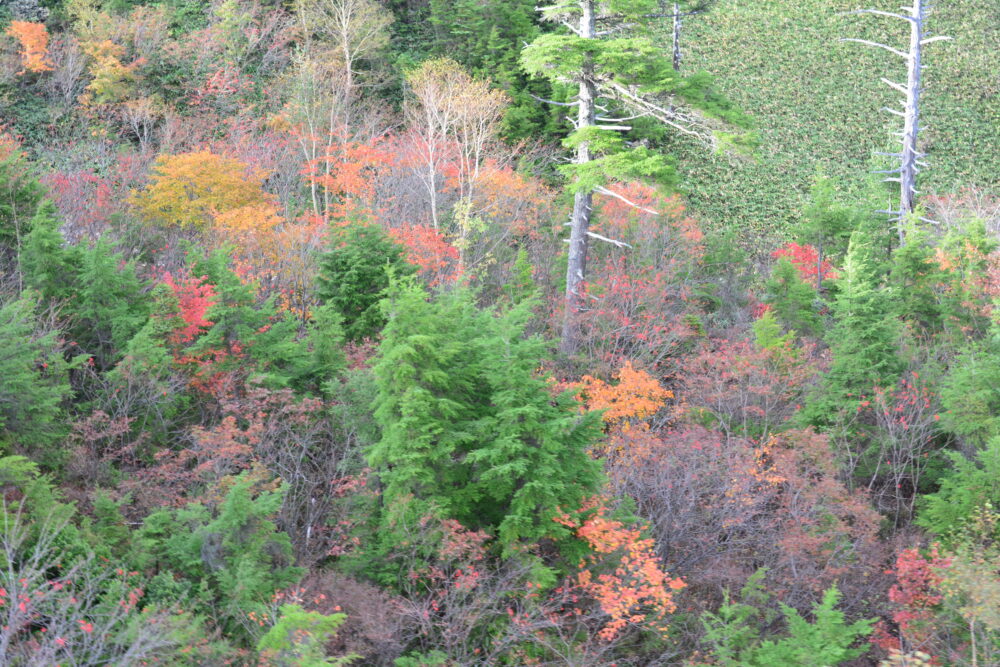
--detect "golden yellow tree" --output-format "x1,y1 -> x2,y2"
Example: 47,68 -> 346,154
133,151 -> 274,229
80,40 -> 140,105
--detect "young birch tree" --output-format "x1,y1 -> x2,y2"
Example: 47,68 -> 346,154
522,0 -> 750,354
289,0 -> 392,220
405,58 -> 508,273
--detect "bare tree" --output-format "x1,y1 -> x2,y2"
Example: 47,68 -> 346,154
294,0 -> 392,131
405,58 -> 508,270
404,58 -> 465,231
288,0 -> 393,221
842,0 -> 950,243
0,505 -> 182,665
663,1 -> 716,72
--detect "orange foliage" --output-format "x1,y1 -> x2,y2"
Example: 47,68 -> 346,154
213,203 -> 285,274
267,217 -> 328,319
213,203 -> 283,238
0,129 -> 23,160
5,21 -> 53,74
300,132 -> 393,223
577,361 -> 672,425
470,162 -> 555,239
555,498 -> 683,640
932,238 -> 997,324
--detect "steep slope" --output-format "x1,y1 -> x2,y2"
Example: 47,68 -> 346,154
666,0 -> 998,245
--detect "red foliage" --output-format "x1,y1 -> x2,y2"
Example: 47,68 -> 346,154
773,242 -> 838,282
593,183 -> 703,253
605,426 -> 886,614
161,271 -> 217,346
566,185 -> 706,372
189,63 -> 253,109
387,224 -> 460,287
855,372 -> 940,519
882,544 -> 951,655
677,336 -> 820,443
40,170 -> 115,242
575,258 -> 698,371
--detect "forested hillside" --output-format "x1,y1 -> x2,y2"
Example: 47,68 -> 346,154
0,0 -> 997,665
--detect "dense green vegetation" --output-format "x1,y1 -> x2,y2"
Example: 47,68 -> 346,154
0,0 -> 996,664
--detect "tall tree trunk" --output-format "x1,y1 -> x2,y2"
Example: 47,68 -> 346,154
672,2 -> 682,71
845,0 -> 948,245
898,0 -> 923,237
560,0 -> 597,356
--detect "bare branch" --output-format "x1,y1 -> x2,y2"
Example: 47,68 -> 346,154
595,185 -> 660,215
560,19 -> 582,35
562,221 -> 634,250
840,38 -> 909,58
596,113 -> 649,122
606,82 -> 716,148
845,9 -> 915,21
529,93 -> 580,107
880,77 -> 908,93
587,230 -> 633,248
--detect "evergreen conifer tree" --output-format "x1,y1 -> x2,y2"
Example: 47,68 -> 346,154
316,223 -> 415,342
20,199 -> 80,302
521,0 -> 750,353
763,257 -> 820,337
189,250 -> 312,388
804,231 -> 902,426
798,174 -> 858,290
370,281 -> 604,554
0,149 -> 44,253
70,238 -> 150,371
0,294 -> 75,458
294,303 -> 347,395
135,475 -> 303,645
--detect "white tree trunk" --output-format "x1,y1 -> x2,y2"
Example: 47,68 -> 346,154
898,0 -> 923,226
844,0 -> 948,245
672,2 -> 682,71
560,0 -> 597,355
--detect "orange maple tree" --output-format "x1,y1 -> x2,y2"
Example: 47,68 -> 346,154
387,223 -> 460,287
555,498 -> 684,640
299,130 -> 392,224
5,21 -> 53,74
577,361 -> 672,426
